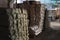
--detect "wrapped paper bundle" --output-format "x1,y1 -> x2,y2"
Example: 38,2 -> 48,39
8,8 -> 29,40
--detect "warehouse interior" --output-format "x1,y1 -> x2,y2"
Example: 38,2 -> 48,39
0,0 -> 60,40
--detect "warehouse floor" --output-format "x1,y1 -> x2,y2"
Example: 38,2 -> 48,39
29,27 -> 60,40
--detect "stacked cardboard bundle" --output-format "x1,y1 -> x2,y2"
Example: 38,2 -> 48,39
7,1 -> 46,40
8,8 -> 29,40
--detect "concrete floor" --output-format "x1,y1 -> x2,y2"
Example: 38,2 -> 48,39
50,22 -> 60,30
29,27 -> 60,40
